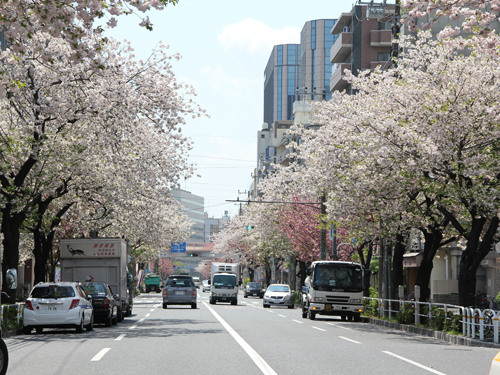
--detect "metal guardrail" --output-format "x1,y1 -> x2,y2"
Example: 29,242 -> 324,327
363,297 -> 500,343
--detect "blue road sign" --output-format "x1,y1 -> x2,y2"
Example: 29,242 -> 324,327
170,242 -> 187,253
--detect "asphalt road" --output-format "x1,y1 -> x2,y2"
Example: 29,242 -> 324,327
3,291 -> 499,374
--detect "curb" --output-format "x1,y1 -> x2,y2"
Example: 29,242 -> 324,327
362,317 -> 500,348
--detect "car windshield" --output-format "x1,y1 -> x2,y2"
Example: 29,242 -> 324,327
31,286 -> 75,299
248,283 -> 262,288
213,275 -> 236,287
81,283 -> 107,295
313,264 -> 363,291
166,278 -> 193,287
267,285 -> 290,293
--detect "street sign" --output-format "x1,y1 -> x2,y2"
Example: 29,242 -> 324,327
171,242 -> 186,253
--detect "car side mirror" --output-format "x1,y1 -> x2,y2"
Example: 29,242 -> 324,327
87,295 -> 93,300
113,294 -> 119,299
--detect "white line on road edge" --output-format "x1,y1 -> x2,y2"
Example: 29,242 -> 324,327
203,301 -> 277,375
91,348 -> 110,362
339,336 -> 361,344
383,351 -> 447,375
312,326 -> 327,332
292,320 -> 303,324
129,325 -> 137,330
115,334 -> 126,341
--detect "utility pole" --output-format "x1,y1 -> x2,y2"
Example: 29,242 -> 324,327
320,194 -> 327,260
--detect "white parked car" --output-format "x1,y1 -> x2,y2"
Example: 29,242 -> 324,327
23,282 -> 94,334
202,280 -> 210,293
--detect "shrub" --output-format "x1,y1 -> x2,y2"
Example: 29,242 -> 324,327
396,303 -> 415,324
1,304 -> 22,332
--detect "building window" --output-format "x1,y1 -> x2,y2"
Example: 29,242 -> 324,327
378,21 -> 392,30
378,52 -> 391,61
261,134 -> 265,138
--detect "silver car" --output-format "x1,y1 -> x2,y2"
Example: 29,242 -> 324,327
263,284 -> 294,309
163,275 -> 197,309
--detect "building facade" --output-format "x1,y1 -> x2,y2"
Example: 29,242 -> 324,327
170,189 -> 205,243
263,44 -> 300,129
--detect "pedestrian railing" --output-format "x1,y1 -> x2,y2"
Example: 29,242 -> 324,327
363,297 -> 500,343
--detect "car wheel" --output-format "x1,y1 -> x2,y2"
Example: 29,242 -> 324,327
288,303 -> 294,309
231,300 -> 237,306
76,317 -> 84,333
23,326 -> 31,335
308,310 -> 316,320
341,315 -> 347,321
116,308 -> 123,322
210,298 -> 215,305
105,313 -> 112,327
353,314 -> 361,322
86,314 -> 94,331
191,303 -> 197,309
163,303 -> 167,309
244,294 -> 248,298
302,310 -> 307,319
0,338 -> 8,375
112,308 -> 118,325
125,306 -> 132,317
263,304 -> 269,308
35,327 -> 43,334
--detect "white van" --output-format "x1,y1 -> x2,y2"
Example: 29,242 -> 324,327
192,277 -> 201,289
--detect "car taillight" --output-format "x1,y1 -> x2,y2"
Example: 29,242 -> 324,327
193,289 -> 196,296
69,299 -> 80,309
103,298 -> 110,308
163,289 -> 167,295
25,301 -> 33,310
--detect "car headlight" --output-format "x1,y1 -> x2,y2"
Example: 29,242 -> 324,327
349,298 -> 362,304
314,297 -> 326,302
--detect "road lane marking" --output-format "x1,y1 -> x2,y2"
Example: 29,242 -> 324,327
115,334 -> 126,341
312,326 -> 326,332
203,301 -> 277,375
383,351 -> 447,375
150,309 -> 155,312
278,314 -> 287,318
145,314 -> 150,317
129,325 -> 137,330
327,323 -> 353,331
339,336 -> 361,344
292,320 -> 303,324
91,348 -> 110,362
267,311 -> 274,313
138,318 -> 145,322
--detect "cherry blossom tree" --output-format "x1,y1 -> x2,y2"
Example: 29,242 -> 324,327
301,31 -> 500,305
0,31 -> 204,295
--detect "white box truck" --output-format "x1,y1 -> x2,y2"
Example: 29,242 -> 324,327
209,262 -> 240,305
60,237 -> 133,321
301,261 -> 364,321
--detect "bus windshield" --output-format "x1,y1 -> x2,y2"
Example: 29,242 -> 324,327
313,264 -> 362,292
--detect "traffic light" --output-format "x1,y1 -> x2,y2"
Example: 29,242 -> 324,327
190,253 -> 198,257
246,225 -> 254,230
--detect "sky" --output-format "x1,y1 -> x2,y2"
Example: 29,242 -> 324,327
102,0 -> 353,219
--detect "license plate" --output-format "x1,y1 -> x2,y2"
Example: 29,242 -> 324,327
252,293 -> 257,296
175,291 -> 185,295
46,306 -> 57,311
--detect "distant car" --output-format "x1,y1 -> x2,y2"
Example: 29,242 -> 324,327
202,280 -> 210,293
490,351 -> 500,375
263,284 -> 294,309
23,282 -> 94,334
192,277 -> 201,289
79,282 -> 118,327
163,275 -> 197,309
244,282 -> 265,298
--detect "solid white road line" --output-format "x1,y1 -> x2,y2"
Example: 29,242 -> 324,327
91,348 -> 110,362
383,351 -> 447,375
292,319 -> 303,324
115,334 -> 126,341
339,336 -> 361,344
312,326 -> 327,332
203,301 -> 278,375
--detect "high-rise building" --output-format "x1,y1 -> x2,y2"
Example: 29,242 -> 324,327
299,19 -> 338,101
170,189 -> 205,243
263,44 -> 300,129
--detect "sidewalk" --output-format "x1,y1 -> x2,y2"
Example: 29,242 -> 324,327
363,316 -> 500,348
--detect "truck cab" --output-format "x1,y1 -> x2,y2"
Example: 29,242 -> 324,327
301,261 -> 363,321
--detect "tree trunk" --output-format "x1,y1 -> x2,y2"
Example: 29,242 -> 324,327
298,260 -> 307,291
1,204 -> 24,303
457,216 -> 499,306
414,230 -> 442,302
392,234 -> 405,300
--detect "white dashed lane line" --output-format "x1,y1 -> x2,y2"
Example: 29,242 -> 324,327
91,348 -> 111,362
278,314 -> 287,318
115,334 -> 126,341
312,326 -> 326,332
383,351 -> 447,375
339,336 -> 361,344
129,325 -> 137,330
292,319 -> 303,324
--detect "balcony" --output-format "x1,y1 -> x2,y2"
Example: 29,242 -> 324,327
330,63 -> 351,92
370,29 -> 392,47
370,60 -> 392,70
330,32 -> 352,64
